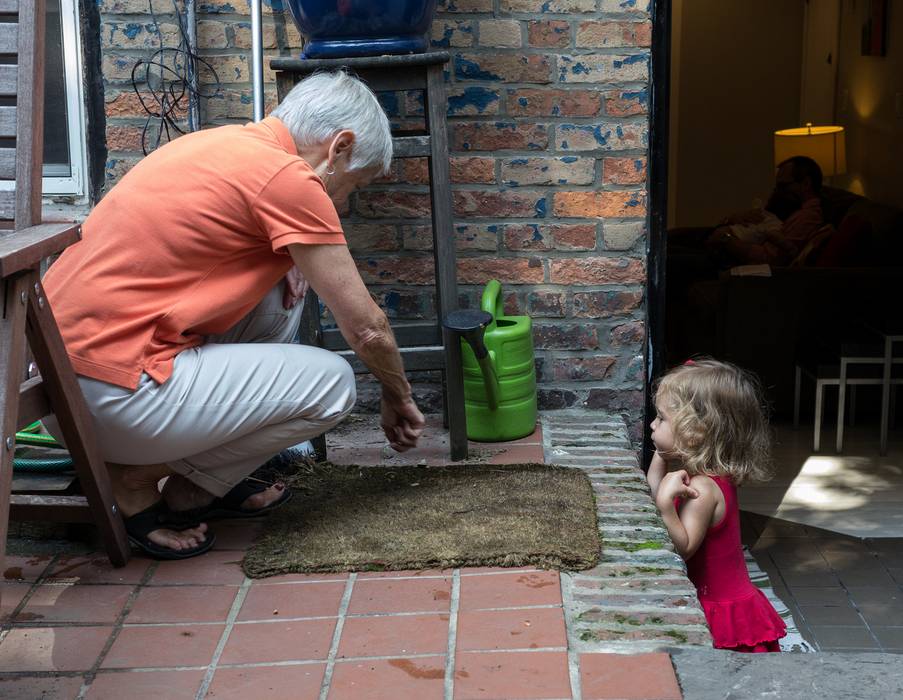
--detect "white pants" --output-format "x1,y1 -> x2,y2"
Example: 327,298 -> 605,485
50,283 -> 355,497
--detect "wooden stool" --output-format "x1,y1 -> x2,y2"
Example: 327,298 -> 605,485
0,0 -> 130,582
271,52 -> 468,461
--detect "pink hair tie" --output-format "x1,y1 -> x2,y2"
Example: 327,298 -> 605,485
684,359 -> 696,366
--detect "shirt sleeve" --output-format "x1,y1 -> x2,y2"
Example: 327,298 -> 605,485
252,161 -> 346,253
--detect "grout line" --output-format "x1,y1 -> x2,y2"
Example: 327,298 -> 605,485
318,572 -> 357,700
443,569 -> 461,700
195,576 -> 253,700
76,559 -> 159,700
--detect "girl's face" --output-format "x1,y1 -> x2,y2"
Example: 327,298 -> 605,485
650,400 -> 675,454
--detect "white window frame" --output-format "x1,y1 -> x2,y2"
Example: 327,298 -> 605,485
42,0 -> 88,197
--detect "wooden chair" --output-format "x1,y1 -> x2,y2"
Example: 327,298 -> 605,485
0,0 -> 130,583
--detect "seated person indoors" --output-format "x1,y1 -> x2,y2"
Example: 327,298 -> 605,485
669,155 -> 826,282
710,155 -> 824,267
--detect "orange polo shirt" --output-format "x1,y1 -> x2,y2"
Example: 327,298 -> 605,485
42,117 -> 345,389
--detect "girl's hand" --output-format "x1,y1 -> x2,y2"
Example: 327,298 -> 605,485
657,470 -> 700,505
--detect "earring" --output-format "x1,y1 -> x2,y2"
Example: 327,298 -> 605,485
325,166 -> 336,176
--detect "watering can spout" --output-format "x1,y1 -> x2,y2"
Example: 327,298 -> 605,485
442,309 -> 500,411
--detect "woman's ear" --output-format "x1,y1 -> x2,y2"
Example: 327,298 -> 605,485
329,130 -> 356,165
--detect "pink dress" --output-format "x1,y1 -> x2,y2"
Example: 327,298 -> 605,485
683,475 -> 786,652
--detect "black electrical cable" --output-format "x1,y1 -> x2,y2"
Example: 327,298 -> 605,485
131,0 -> 222,155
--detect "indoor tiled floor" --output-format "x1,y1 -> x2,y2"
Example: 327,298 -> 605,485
740,421 -> 903,653
1,420 -> 685,699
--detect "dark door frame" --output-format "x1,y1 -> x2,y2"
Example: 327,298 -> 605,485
644,0 -> 671,467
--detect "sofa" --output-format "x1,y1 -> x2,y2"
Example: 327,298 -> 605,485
669,188 -> 903,416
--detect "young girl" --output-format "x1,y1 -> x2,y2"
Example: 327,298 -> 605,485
647,359 -> 785,653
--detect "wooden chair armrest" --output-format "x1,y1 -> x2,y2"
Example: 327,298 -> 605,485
0,222 -> 82,277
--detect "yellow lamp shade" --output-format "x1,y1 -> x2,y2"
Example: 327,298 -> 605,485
774,124 -> 846,176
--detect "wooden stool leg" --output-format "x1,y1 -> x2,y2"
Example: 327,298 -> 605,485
425,64 -> 467,461
0,275 -> 32,605
25,273 -> 130,566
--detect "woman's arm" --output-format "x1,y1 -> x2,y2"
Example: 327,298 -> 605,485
646,451 -> 667,499
656,473 -> 716,560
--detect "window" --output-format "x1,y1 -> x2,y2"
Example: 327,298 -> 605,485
42,0 -> 87,196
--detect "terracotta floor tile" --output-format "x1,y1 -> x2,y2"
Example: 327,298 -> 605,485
127,585 -> 239,623
356,569 -> 448,579
486,443 -> 545,465
580,652 -> 682,700
238,581 -> 345,621
329,656 -> 445,700
206,664 -> 325,700
454,651 -> 571,699
102,624 -> 224,669
219,619 -> 336,664
251,572 -> 349,584
211,520 -> 265,551
149,551 -> 246,586
86,669 -> 205,699
0,674 -> 85,699
456,608 -> 567,651
0,626 -> 112,672
348,577 -> 452,614
459,571 -> 561,611
18,584 -> 134,624
1,582 -> 31,621
338,613 -> 449,658
45,554 -> 151,585
2,554 -> 54,582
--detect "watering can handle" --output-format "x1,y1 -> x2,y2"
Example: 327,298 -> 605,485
480,279 -> 504,327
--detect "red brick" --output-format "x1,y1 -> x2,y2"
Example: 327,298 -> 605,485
503,0 -> 594,10
549,257 -> 645,285
344,224 -> 399,252
478,19 -> 522,48
451,156 -> 496,183
356,257 -> 435,285
431,19 -> 476,48
603,90 -> 648,116
552,224 -> 597,250
458,257 -> 544,285
102,21 -> 179,51
355,191 -> 432,218
553,356 -> 616,381
557,122 -> 645,151
452,122 -> 548,151
576,21 -> 652,48
105,91 -> 186,119
105,124 -> 144,151
538,388 -> 579,409
527,291 -> 566,317
603,156 -> 647,184
438,0 -> 493,11
534,324 -> 598,350
507,88 -> 601,117
504,224 -> 552,251
501,157 -> 595,186
585,388 -> 645,411
376,159 -> 429,185
603,221 -> 645,250
600,0 -> 651,13
402,224 -> 499,252
558,54 -> 649,83
453,190 -> 546,218
454,53 -> 552,83
572,290 -> 644,317
611,320 -> 645,346
528,20 -> 571,48
233,20 -> 276,49
552,191 -> 647,218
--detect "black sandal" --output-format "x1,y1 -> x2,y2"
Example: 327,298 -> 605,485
124,501 -> 215,560
203,478 -> 293,520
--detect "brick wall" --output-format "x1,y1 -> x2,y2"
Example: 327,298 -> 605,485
96,0 -> 652,436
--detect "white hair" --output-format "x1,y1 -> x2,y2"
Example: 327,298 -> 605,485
270,70 -> 393,174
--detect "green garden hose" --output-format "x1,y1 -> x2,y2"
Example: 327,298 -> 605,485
13,421 -> 73,472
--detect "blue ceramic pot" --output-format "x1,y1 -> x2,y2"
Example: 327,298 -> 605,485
286,0 -> 438,58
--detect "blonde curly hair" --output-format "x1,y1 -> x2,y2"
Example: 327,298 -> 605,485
654,359 -> 773,485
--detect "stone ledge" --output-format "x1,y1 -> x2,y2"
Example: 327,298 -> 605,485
542,409 -> 713,652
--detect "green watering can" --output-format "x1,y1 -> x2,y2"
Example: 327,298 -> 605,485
443,280 -> 538,442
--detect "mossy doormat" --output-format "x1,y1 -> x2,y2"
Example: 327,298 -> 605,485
242,462 -> 601,577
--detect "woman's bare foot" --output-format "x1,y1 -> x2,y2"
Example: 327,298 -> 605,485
107,462 -> 209,552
